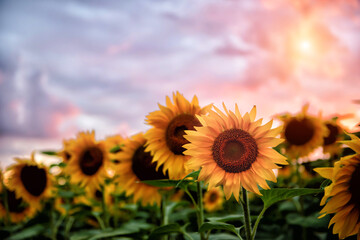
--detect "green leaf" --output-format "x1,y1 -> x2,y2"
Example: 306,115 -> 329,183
6,224 -> 45,240
148,223 -> 183,240
110,145 -> 122,153
207,214 -> 243,223
88,228 -> 139,240
70,229 -> 102,240
199,222 -> 241,238
176,170 -> 200,188
41,151 -> 58,156
58,190 -> 76,198
141,179 -> 190,188
260,188 -> 323,209
285,213 -> 330,229
209,233 -> 240,240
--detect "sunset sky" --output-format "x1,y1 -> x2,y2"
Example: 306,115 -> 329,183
1,0 -> 360,166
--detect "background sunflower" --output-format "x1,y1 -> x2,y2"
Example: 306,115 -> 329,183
4,153 -> 53,210
322,118 -> 345,157
115,133 -> 168,206
203,187 -> 224,212
279,105 -> 327,159
65,131 -> 110,190
145,91 -> 212,179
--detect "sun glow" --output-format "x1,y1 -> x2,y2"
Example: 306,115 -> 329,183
299,39 -> 312,53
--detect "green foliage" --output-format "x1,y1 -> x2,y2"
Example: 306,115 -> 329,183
260,188 -> 323,209
6,224 -> 45,240
199,222 -> 241,239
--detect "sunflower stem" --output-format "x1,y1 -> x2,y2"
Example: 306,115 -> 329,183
160,194 -> 169,240
184,187 -> 198,210
101,185 -> 110,228
65,216 -> 75,240
2,185 -> 11,226
295,159 -> 307,240
251,207 -> 266,240
240,188 -> 252,240
196,181 -> 206,240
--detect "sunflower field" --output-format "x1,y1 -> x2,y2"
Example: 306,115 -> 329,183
0,92 -> 359,240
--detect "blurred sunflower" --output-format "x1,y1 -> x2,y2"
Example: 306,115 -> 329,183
106,135 -> 125,165
0,189 -> 37,223
79,184 -> 115,213
115,133 -> 168,206
58,138 -> 75,163
65,131 -> 110,190
203,187 -> 224,212
184,104 -> 287,200
0,171 -> 37,223
322,118 -> 345,157
5,153 -> 53,210
145,91 -> 211,179
315,133 -> 360,239
279,104 -> 327,159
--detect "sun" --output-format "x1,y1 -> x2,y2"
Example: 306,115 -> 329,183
299,39 -> 312,53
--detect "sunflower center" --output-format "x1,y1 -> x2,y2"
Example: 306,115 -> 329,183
348,163 -> 360,209
284,118 -> 315,146
212,129 -> 258,173
64,152 -> 71,161
7,190 -> 26,213
95,190 -> 103,201
80,147 -> 104,176
131,145 -> 168,181
323,123 -> 339,146
20,165 -> 47,197
209,192 -> 218,203
166,114 -> 201,155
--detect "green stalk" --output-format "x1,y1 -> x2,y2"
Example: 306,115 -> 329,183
101,185 -> 110,228
295,159 -> 306,240
161,195 -> 169,240
196,181 -> 205,240
65,216 -> 75,240
240,188 -> 252,240
3,186 -> 10,226
251,207 -> 266,240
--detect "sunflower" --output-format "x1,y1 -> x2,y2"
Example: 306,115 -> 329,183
79,184 -> 114,212
278,104 -> 327,159
184,104 -> 288,200
0,170 -> 37,223
65,131 -> 110,190
4,153 -> 53,210
115,133 -> 168,206
58,138 -> 75,163
0,188 -> 37,223
322,118 -> 345,157
314,133 -> 360,239
106,135 -> 125,165
203,187 -> 224,212
145,91 -> 212,179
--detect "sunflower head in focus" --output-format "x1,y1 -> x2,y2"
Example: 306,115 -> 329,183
322,118 -> 345,157
315,133 -> 360,239
279,104 -> 327,159
203,187 -> 224,212
65,131 -> 110,190
115,133 -> 168,206
145,91 -> 212,179
4,153 -> 54,210
184,104 -> 288,200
